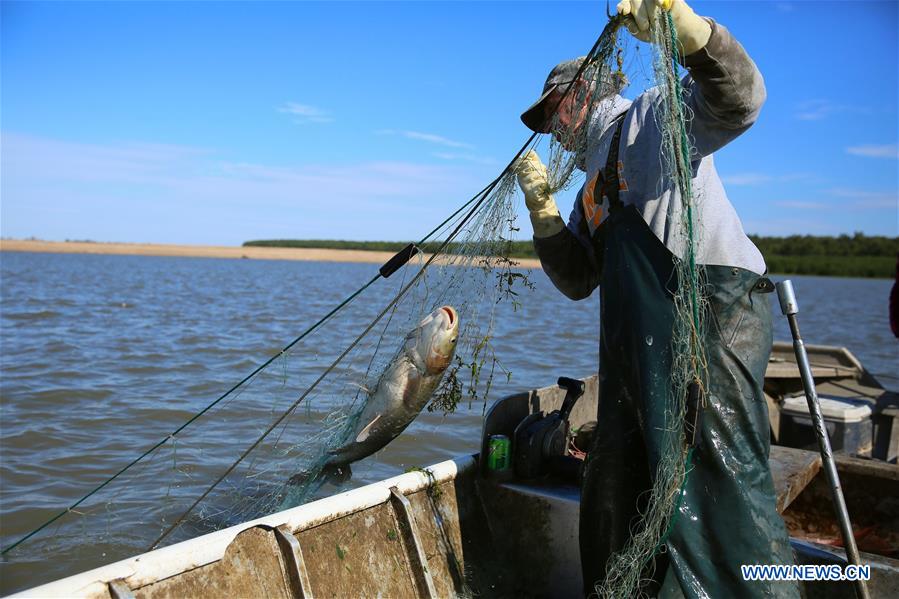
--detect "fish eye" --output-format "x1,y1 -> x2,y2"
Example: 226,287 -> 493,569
450,337 -> 457,343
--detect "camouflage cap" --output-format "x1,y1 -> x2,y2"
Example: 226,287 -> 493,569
520,56 -> 588,133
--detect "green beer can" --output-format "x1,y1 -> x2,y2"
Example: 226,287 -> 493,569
487,435 -> 511,471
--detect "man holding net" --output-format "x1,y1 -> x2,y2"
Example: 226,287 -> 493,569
517,0 -> 798,597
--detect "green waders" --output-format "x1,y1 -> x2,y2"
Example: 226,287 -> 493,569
579,204 -> 799,598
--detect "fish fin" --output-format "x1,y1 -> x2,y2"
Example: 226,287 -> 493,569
347,381 -> 372,394
355,413 -> 382,443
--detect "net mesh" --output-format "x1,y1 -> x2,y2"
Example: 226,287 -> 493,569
586,13 -> 709,599
1,167 -> 531,580
5,11 -> 709,596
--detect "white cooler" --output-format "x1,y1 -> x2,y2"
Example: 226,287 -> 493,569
779,394 -> 873,457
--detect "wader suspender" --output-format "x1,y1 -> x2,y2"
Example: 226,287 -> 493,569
600,115 -> 626,213
585,114 -> 626,273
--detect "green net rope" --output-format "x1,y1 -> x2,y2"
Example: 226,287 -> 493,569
592,11 -> 709,598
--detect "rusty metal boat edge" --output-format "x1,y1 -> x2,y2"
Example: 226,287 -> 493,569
12,457 -> 481,599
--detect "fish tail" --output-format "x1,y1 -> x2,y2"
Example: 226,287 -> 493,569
287,461 -> 352,487
321,462 -> 353,484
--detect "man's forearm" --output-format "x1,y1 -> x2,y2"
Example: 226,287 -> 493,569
533,228 -> 601,301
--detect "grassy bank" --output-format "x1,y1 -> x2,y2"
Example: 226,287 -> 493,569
245,234 -> 899,279
761,255 -> 894,278
749,234 -> 897,278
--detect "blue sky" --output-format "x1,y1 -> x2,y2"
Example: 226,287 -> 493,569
2,0 -> 897,245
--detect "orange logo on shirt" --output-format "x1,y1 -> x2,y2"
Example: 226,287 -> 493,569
582,172 -> 603,230
617,160 -> 628,191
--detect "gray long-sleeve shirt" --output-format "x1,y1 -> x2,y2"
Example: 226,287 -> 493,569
534,20 -> 767,301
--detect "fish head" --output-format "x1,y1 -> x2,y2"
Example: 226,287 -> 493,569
410,305 -> 459,375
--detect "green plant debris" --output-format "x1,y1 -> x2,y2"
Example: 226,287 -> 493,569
430,334 -> 512,415
406,466 -> 443,500
336,544 -> 346,560
387,528 -> 398,541
425,215 -> 532,416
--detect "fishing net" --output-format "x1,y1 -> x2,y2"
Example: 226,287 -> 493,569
4,11 -> 707,597
560,14 -> 708,599
1,164 -> 531,587
494,11 -> 709,599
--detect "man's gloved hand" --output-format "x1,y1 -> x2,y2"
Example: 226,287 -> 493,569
516,150 -> 553,210
516,150 -> 564,238
617,0 -> 711,57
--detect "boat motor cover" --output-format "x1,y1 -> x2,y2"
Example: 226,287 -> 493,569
513,378 -> 585,479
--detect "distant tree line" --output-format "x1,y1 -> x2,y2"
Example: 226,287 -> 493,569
747,233 -> 896,258
747,233 -> 898,278
244,233 -> 898,279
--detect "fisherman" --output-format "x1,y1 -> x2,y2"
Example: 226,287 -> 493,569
516,1 -> 798,597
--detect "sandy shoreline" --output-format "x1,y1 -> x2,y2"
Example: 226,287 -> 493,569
0,239 -> 543,269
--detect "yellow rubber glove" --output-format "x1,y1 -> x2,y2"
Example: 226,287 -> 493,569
515,150 -> 564,238
617,0 -> 711,57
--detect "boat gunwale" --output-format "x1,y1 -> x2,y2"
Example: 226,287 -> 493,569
10,456 -> 476,599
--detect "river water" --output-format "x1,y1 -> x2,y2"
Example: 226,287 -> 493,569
1,251 -> 896,593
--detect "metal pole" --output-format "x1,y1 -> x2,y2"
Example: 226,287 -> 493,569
775,280 -> 870,599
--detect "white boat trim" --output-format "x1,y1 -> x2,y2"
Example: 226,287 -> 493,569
11,456 -> 475,599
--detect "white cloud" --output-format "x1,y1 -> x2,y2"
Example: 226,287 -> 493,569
854,198 -> 898,210
431,152 -> 499,166
721,173 -> 772,186
795,100 -> 836,121
845,144 -> 899,159
376,129 -> 474,149
278,102 -> 333,124
827,188 -> 898,209
774,201 -> 829,210
794,99 -> 866,121
828,187 -> 892,199
720,172 -> 809,186
1,132 -> 480,244
767,190 -> 897,213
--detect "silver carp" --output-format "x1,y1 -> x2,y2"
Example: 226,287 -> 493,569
325,305 -> 459,468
